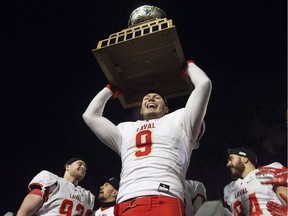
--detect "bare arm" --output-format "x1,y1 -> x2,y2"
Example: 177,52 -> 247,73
16,194 -> 43,216
182,61 -> 212,145
82,87 -> 122,153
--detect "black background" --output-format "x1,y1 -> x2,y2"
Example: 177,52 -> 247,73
1,0 -> 287,214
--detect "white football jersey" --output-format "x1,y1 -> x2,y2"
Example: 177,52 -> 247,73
29,170 -> 95,216
116,109 -> 195,203
92,206 -> 114,216
224,162 -> 284,216
184,180 -> 207,216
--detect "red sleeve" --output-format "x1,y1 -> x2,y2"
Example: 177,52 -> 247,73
29,188 -> 42,196
29,186 -> 50,200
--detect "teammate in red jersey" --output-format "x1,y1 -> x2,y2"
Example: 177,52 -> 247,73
224,147 -> 287,216
16,158 -> 95,216
83,60 -> 212,216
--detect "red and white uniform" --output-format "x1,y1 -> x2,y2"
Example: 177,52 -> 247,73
224,162 -> 284,216
93,206 -> 114,216
184,180 -> 207,216
83,62 -> 211,204
29,170 -> 95,216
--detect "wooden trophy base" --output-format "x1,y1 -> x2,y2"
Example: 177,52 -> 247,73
92,18 -> 193,109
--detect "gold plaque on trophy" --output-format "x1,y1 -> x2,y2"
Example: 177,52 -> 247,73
92,7 -> 193,108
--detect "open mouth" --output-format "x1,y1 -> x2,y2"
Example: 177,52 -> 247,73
147,103 -> 157,109
78,170 -> 85,174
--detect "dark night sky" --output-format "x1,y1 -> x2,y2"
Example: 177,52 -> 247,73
1,0 -> 287,214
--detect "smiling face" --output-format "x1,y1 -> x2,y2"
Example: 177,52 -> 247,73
140,92 -> 169,120
65,160 -> 87,183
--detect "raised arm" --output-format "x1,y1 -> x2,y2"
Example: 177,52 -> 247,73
182,60 -> 212,145
82,86 -> 122,153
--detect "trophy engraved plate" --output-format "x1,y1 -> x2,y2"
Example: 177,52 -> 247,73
92,15 -> 193,108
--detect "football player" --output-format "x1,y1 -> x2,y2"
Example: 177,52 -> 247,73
92,176 -> 119,216
224,147 -> 287,215
83,60 -> 212,216
16,158 -> 95,216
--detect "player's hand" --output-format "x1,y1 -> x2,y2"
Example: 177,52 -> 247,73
180,60 -> 195,77
266,200 -> 287,216
256,166 -> 288,187
105,84 -> 123,99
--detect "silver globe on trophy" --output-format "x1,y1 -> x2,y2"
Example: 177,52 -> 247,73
128,5 -> 167,27
92,5 -> 193,108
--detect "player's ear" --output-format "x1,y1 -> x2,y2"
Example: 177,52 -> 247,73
243,157 -> 249,164
113,190 -> 118,197
164,106 -> 169,114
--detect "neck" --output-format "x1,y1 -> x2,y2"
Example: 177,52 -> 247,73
100,201 -> 116,207
63,173 -> 78,185
242,164 -> 256,178
143,113 -> 164,120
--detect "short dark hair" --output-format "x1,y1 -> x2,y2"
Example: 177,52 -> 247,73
64,158 -> 86,167
143,90 -> 168,106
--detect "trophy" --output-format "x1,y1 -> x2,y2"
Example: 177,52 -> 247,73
92,5 -> 193,108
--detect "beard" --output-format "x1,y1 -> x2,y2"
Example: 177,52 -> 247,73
230,159 -> 245,179
98,194 -> 105,202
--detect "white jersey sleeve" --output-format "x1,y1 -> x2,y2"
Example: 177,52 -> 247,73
184,180 -> 207,216
181,63 -> 212,148
185,180 -> 207,200
223,180 -> 237,206
28,170 -> 59,196
83,88 -> 122,154
262,162 -> 284,169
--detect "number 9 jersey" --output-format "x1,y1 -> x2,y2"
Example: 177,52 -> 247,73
115,109 -> 197,203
